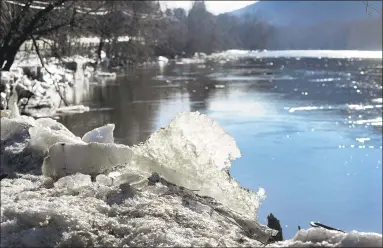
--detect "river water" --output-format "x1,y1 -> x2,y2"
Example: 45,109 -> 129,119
59,53 -> 382,239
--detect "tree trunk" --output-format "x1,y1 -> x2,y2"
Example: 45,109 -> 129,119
2,43 -> 23,71
96,38 -> 104,64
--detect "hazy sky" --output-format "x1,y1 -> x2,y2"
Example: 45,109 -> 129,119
160,1 -> 257,15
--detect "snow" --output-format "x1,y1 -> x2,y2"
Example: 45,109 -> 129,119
176,50 -> 382,64
0,172 -> 269,247
270,228 -> 382,247
1,112 -> 382,247
158,56 -> 169,64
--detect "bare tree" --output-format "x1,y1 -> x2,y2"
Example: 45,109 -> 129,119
0,0 -> 106,71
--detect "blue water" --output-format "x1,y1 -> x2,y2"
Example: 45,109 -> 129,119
60,55 -> 382,238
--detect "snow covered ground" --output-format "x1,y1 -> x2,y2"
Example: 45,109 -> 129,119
1,110 -> 381,247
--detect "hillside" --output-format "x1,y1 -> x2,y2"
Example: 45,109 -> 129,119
229,1 -> 382,50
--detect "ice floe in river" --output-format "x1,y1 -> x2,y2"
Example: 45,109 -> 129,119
1,110 -> 381,247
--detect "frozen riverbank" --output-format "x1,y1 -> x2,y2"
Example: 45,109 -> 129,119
175,50 -> 382,65
1,110 -> 382,247
0,54 -> 98,117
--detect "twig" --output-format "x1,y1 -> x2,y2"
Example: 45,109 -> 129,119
362,1 -> 382,17
30,34 -> 69,106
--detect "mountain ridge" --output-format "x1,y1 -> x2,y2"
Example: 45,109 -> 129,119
228,1 -> 382,50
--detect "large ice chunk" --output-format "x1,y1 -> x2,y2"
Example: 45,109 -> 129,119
136,112 -> 241,171
82,124 -> 115,143
28,126 -> 84,156
42,142 -> 134,178
132,112 -> 264,219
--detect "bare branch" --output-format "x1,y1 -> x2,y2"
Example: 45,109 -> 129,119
30,34 -> 69,106
362,1 -> 382,17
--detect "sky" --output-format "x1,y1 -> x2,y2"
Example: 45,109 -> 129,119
160,1 -> 257,15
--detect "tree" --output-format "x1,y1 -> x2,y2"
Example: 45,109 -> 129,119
0,0 -> 106,71
185,1 -> 217,55
159,1 -> 274,56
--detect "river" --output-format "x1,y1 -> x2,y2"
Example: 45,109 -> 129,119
59,52 -> 382,239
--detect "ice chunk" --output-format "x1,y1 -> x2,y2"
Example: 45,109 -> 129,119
95,174 -> 113,186
82,124 -> 115,143
42,142 -> 134,178
54,173 -> 92,190
158,56 -> 169,63
132,112 -> 264,219
1,116 -> 36,140
28,126 -> 84,155
139,112 -> 241,171
1,92 -> 7,109
35,118 -> 76,137
9,98 -> 20,118
271,228 -> 383,247
55,105 -> 90,114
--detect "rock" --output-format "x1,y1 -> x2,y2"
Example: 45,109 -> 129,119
267,213 -> 283,242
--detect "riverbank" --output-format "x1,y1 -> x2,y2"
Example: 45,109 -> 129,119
0,53 -> 111,118
1,110 -> 382,247
0,53 -> 172,118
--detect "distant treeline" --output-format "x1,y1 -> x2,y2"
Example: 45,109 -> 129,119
158,1 -> 274,57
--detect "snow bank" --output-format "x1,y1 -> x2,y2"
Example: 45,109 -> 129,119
0,172 -> 269,247
270,228 -> 382,247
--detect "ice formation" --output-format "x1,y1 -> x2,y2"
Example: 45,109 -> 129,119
42,142 -> 133,178
132,112 -> 265,219
0,115 -> 36,140
1,111 -> 382,247
82,123 -> 115,143
28,126 -> 85,156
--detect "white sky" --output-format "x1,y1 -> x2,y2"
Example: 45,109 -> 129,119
160,1 -> 257,15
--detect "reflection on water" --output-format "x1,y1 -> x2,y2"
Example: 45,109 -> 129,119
59,57 -> 382,238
